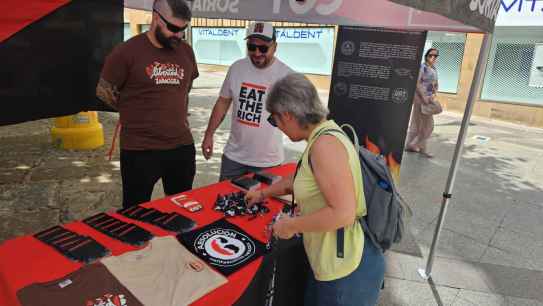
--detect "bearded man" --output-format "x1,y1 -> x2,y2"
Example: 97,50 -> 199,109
97,0 -> 198,208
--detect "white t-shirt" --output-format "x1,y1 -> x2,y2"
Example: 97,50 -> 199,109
219,57 -> 294,167
101,236 -> 227,306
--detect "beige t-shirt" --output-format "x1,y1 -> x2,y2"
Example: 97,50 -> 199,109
101,236 -> 227,306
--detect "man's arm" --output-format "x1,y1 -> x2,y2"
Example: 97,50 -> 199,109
96,77 -> 120,110
201,96 -> 232,159
96,44 -> 129,110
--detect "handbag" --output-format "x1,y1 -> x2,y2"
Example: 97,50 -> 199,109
421,96 -> 443,115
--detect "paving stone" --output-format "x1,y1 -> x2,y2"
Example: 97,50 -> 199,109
489,228 -> 543,259
506,296 -> 543,306
452,290 -> 506,306
378,277 -> 459,306
30,163 -> 117,182
58,179 -> 122,223
0,209 -> 59,242
502,203 -> 543,239
0,168 -> 26,185
477,261 -> 543,302
479,246 -> 536,271
442,208 -> 501,245
417,227 -> 488,262
430,257 -> 493,293
0,181 -> 58,212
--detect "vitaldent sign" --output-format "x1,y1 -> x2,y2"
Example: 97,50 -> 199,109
495,0 -> 543,26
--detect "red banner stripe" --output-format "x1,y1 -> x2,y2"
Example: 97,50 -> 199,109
0,0 -> 71,43
241,82 -> 267,91
237,119 -> 260,127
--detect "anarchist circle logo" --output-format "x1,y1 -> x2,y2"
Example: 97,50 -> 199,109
194,227 -> 255,267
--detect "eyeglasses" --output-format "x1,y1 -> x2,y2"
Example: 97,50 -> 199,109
154,9 -> 187,33
428,54 -> 439,58
247,43 -> 270,53
267,114 -> 277,127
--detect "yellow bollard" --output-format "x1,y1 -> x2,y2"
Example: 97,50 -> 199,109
51,111 -> 104,149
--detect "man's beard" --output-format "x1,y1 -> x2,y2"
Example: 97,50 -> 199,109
250,55 -> 270,68
155,27 -> 181,50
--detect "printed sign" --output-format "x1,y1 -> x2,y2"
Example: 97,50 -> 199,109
178,219 -> 266,276
329,26 -> 427,182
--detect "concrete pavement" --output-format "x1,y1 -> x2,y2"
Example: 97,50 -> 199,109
0,65 -> 542,305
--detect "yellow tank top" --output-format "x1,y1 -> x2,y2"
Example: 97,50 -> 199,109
293,120 -> 366,281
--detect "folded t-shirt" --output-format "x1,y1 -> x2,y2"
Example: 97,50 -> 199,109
102,236 -> 227,306
17,263 -> 143,306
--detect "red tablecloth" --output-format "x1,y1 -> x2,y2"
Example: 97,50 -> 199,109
0,163 -> 296,306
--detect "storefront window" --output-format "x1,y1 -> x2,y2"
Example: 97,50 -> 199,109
190,27 -> 335,75
275,27 -> 335,75
191,27 -> 246,66
140,24 -> 150,32
481,27 -> 543,106
123,23 -> 132,41
423,32 -> 466,94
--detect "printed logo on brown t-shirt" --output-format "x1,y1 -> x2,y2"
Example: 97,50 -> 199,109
86,293 -> 128,306
145,61 -> 185,85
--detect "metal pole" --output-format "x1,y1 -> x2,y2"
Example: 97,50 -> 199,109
418,32 -> 493,280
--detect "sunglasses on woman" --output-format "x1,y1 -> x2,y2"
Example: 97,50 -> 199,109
247,43 -> 270,53
154,9 -> 187,33
267,114 -> 277,127
428,53 -> 439,58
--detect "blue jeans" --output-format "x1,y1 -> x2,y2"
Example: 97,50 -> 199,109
304,235 -> 385,306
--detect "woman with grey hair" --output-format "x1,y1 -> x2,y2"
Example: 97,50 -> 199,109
246,73 -> 385,306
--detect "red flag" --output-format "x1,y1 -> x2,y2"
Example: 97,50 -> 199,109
0,0 -> 71,43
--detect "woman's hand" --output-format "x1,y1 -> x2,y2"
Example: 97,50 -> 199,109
245,189 -> 264,207
272,215 -> 297,239
423,96 -> 432,105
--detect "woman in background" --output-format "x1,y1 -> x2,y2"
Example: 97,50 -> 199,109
405,48 -> 440,158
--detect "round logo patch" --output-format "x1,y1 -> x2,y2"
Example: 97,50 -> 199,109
194,228 -> 255,268
391,88 -> 408,104
334,82 -> 348,97
341,41 -> 356,56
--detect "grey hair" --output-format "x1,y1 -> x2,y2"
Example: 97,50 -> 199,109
154,0 -> 192,21
266,73 -> 329,128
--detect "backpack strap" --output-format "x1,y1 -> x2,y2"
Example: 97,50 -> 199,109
289,159 -> 303,215
306,127 -> 356,259
290,126 -> 333,214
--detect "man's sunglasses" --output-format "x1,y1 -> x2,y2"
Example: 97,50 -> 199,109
267,114 -> 277,127
154,9 -> 187,33
247,43 -> 270,53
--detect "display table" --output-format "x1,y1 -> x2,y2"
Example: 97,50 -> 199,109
0,163 -> 309,306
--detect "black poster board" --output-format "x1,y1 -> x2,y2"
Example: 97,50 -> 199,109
329,26 -> 427,180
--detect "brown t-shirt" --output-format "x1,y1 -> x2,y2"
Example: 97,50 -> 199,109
101,33 -> 199,150
17,263 -> 143,306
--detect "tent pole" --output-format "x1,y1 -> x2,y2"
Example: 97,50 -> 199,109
418,32 -> 493,280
